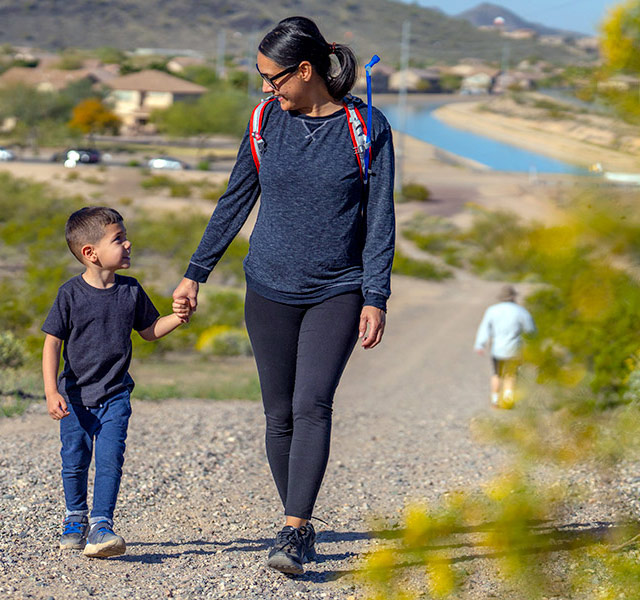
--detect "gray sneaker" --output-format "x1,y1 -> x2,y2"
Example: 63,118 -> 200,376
83,521 -> 126,558
60,515 -> 89,550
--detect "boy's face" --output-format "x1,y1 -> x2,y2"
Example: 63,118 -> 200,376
83,222 -> 131,271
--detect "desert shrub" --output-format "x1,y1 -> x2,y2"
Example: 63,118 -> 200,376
0,331 -> 26,369
200,180 -> 228,201
151,89 -> 254,138
396,182 -> 431,203
392,250 -> 452,281
195,325 -> 252,356
403,213 -> 464,266
140,174 -> 191,197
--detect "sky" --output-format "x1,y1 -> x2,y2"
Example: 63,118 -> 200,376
411,0 -> 620,35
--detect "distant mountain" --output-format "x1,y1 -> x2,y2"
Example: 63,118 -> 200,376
456,3 -> 583,38
0,0 -> 591,65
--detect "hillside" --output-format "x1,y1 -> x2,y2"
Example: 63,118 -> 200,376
0,0 -> 594,65
456,2 -> 581,38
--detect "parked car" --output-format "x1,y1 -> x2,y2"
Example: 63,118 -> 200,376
148,156 -> 190,170
52,148 -> 101,165
0,147 -> 15,161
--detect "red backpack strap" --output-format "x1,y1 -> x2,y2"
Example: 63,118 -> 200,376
250,97 -> 277,173
342,96 -> 369,183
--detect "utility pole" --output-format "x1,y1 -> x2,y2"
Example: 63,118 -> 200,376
395,20 -> 410,199
493,16 -> 509,73
247,31 -> 257,98
216,29 -> 226,80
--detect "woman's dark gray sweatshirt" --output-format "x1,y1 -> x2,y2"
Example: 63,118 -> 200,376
185,97 -> 395,311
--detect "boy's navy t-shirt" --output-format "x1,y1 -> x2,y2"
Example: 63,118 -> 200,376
42,274 -> 159,407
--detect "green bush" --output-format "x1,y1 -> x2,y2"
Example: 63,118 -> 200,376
403,213 -> 464,267
0,331 -> 26,369
195,324 -> 252,357
392,250 -> 452,281
209,329 -> 252,357
200,180 -> 228,201
140,174 -> 191,197
151,89 -> 254,138
396,182 -> 431,203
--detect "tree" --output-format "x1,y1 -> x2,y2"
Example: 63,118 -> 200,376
0,84 -> 65,150
151,90 -> 253,139
68,98 -> 121,137
600,0 -> 640,74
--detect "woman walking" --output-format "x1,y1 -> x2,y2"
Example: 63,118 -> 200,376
172,16 -> 395,574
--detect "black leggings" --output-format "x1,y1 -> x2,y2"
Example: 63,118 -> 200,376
244,287 -> 362,519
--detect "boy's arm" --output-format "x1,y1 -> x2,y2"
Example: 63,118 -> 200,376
42,334 -> 69,420
138,313 -> 184,342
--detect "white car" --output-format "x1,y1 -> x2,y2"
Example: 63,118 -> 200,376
0,147 -> 15,161
148,156 -> 189,170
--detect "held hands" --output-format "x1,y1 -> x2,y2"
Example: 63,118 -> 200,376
359,305 -> 386,349
46,392 -> 69,420
172,297 -> 193,323
172,278 -> 199,323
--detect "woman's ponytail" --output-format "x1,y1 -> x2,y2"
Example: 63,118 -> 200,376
327,44 -> 358,100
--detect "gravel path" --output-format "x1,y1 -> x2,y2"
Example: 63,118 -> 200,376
0,275 -> 528,599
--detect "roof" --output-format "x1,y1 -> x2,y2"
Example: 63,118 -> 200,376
0,67 -> 96,90
105,70 -> 207,94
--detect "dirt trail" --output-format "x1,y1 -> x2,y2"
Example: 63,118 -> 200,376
0,134 -> 553,599
0,273 -> 509,600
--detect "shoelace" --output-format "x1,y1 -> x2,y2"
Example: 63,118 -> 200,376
274,528 -> 303,554
63,521 -> 85,535
91,520 -> 114,536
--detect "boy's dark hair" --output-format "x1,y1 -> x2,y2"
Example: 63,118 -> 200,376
258,16 -> 357,100
65,206 -> 123,263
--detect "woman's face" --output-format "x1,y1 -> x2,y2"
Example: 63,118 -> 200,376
256,52 -> 306,111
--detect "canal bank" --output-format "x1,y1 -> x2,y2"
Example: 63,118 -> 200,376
379,100 -> 579,174
373,93 -> 640,174
433,99 -> 640,173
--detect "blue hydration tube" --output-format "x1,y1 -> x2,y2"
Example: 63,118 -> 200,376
364,55 -> 380,185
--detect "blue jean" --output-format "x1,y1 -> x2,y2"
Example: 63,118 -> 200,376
60,390 -> 132,521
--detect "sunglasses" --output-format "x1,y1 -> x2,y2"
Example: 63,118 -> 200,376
255,63 -> 299,91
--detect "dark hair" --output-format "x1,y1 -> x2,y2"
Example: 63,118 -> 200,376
65,206 -> 123,263
258,16 -> 357,100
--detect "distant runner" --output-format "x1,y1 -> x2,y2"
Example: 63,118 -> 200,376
474,285 -> 536,408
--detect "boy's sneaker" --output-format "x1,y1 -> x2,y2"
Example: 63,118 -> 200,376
60,515 -> 89,550
299,522 -> 317,562
266,526 -> 305,575
83,521 -> 126,558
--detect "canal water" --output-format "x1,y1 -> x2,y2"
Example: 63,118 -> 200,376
379,102 -> 582,174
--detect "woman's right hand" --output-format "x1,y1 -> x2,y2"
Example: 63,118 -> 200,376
172,278 -> 199,322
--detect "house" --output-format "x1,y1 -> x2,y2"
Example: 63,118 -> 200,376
0,66 -> 98,92
502,28 -> 537,40
460,72 -> 494,95
388,68 -> 443,93
167,56 -> 207,74
492,71 -> 538,93
104,70 -> 207,131
353,64 -> 394,94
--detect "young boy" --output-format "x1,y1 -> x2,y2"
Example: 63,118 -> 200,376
42,206 -> 190,558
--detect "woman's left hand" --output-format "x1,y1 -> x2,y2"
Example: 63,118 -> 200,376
359,305 -> 386,349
